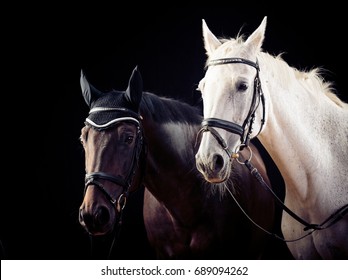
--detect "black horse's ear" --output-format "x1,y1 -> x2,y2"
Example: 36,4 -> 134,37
125,66 -> 143,111
80,70 -> 103,108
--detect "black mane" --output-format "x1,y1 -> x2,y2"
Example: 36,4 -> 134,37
140,92 -> 202,124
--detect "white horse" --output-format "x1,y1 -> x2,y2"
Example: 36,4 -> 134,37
195,16 -> 348,259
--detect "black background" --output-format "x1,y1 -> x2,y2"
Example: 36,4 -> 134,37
2,10 -> 347,260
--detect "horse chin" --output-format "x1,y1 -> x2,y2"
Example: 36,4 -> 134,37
89,227 -> 113,236
83,221 -> 115,236
202,169 -> 230,184
206,177 -> 228,184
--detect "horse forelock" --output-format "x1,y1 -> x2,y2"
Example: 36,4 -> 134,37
205,35 -> 247,69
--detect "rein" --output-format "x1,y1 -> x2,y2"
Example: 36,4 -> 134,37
231,151 -> 348,242
201,57 -> 348,242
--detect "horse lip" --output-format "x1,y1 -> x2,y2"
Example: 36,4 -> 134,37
202,172 -> 229,184
208,177 -> 227,184
89,230 -> 111,236
85,223 -> 114,236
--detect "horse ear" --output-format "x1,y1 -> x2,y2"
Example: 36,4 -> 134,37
80,70 -> 103,108
202,19 -> 222,57
125,66 -> 143,110
244,16 -> 267,54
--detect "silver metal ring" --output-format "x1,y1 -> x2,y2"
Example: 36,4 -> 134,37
116,193 -> 127,212
234,144 -> 253,164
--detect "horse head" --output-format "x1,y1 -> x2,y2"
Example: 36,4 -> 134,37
195,17 -> 267,183
79,66 -> 145,235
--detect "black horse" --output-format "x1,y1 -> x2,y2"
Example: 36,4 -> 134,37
78,66 -> 283,259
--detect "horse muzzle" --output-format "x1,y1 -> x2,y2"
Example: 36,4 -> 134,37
195,152 -> 231,183
79,203 -> 116,236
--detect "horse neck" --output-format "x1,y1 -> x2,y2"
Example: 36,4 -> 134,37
139,94 -> 205,223
257,54 -> 348,205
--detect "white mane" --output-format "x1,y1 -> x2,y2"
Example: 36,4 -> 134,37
210,35 -> 348,109
258,52 -> 348,109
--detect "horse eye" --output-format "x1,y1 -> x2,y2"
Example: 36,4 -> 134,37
197,79 -> 205,94
237,82 -> 248,92
79,135 -> 86,146
80,126 -> 89,145
125,135 -> 134,144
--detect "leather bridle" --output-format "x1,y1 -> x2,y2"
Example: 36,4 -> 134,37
199,57 -> 265,157
83,107 -> 145,214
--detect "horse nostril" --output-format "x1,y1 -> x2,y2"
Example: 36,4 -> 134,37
79,210 -> 84,223
213,154 -> 224,172
80,210 -> 92,226
95,206 -> 110,226
79,206 -> 110,229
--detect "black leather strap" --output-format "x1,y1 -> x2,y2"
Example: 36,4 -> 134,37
208,57 -> 259,70
202,118 -> 244,136
85,172 -> 128,188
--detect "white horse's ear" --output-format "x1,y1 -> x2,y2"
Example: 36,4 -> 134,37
245,16 -> 267,54
202,19 -> 222,57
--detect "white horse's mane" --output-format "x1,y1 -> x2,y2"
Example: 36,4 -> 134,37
259,52 -> 348,108
211,35 -> 348,109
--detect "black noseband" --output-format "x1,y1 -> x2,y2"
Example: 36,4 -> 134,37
84,172 -> 129,207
